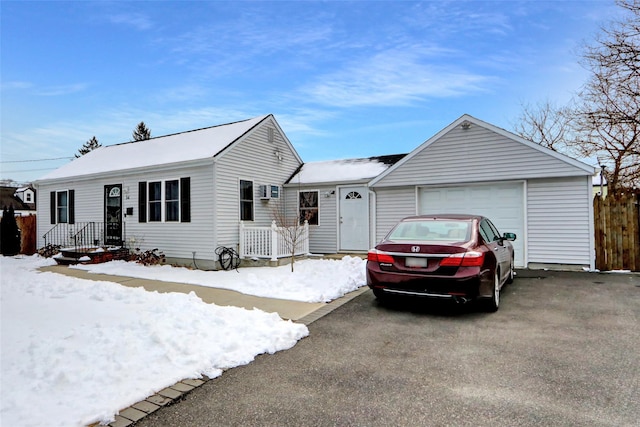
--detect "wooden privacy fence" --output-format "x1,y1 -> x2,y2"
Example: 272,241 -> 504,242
593,193 -> 640,271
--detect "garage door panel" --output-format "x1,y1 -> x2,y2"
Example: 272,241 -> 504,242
419,183 -> 525,267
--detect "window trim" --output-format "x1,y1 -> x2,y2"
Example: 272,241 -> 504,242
139,178 -> 190,223
148,181 -> 163,222
164,179 -> 180,222
239,179 -> 255,221
270,185 -> 280,199
298,190 -> 319,226
50,189 -> 74,224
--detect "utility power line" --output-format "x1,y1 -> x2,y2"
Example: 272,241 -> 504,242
0,157 -> 73,163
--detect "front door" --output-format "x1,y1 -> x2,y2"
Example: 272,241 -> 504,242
339,186 -> 369,251
104,184 -> 122,246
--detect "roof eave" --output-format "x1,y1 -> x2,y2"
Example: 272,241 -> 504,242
33,158 -> 215,185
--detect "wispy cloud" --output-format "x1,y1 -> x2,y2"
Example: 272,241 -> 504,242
1,81 -> 33,91
35,83 -> 89,97
108,13 -> 153,31
300,49 -> 491,108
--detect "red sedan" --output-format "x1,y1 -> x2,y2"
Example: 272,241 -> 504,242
367,214 -> 516,312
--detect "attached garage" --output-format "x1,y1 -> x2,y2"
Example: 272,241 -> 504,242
370,114 -> 595,270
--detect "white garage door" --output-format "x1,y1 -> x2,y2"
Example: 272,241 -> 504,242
419,182 -> 525,267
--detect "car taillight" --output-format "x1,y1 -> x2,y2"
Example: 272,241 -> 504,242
440,251 -> 485,267
367,250 -> 395,264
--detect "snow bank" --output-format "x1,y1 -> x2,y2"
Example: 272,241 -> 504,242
72,256 -> 367,303
0,256 -> 309,427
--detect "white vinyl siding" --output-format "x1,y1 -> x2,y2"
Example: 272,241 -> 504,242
374,125 -> 591,188
374,186 -> 416,243
527,177 -> 592,266
284,185 -> 338,254
214,117 -> 302,248
37,164 -> 215,262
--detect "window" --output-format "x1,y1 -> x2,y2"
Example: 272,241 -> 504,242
138,178 -> 190,223
57,191 -> 68,223
50,190 -> 74,224
270,185 -> 280,199
25,192 -> 33,203
345,191 -> 362,199
299,191 -> 319,225
479,220 -> 500,243
240,180 -> 254,221
165,180 -> 180,222
148,182 -> 162,222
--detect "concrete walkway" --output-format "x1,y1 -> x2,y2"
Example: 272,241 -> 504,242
40,264 -> 367,323
40,264 -> 330,321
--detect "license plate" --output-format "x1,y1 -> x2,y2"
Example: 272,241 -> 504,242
405,257 -> 428,267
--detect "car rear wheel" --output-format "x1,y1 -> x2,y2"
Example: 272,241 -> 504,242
481,271 -> 500,312
372,288 -> 387,300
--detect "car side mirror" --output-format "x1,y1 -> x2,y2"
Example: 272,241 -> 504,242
503,232 -> 516,241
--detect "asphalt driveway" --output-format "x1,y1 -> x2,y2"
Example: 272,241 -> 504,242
136,270 -> 640,427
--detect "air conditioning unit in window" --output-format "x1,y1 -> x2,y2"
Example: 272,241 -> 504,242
259,185 -> 271,200
259,185 -> 280,200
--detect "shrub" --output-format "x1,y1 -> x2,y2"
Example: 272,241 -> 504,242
130,248 -> 166,266
1,207 -> 21,256
38,244 -> 61,258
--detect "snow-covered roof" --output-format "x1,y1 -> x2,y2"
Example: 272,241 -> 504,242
37,115 -> 269,181
287,154 -> 406,185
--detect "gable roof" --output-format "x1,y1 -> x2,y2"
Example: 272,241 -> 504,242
286,154 -> 406,185
36,115 -> 271,181
369,114 -> 595,187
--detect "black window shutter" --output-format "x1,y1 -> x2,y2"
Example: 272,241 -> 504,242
180,177 -> 191,223
50,191 -> 56,224
138,182 -> 147,223
68,190 -> 75,224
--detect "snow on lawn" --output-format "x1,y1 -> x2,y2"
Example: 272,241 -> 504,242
72,256 -> 367,303
0,256 -> 309,427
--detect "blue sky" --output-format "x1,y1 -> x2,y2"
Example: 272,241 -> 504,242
1,0 -> 618,183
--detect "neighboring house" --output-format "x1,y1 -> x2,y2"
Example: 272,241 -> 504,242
0,186 -> 36,216
34,115 -> 303,269
36,113 -> 596,270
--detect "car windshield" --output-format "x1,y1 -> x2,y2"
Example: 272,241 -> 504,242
387,219 -> 471,243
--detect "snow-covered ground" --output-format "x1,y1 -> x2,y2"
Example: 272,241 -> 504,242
72,256 -> 367,303
0,255 -> 366,427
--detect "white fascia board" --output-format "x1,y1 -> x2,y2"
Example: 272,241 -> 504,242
283,179 -> 371,188
33,158 -> 215,186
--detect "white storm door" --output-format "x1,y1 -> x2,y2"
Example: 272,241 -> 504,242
339,186 -> 370,251
419,182 -> 525,267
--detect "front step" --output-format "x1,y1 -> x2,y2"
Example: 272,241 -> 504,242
54,247 -> 130,265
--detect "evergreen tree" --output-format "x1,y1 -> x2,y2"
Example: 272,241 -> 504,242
132,122 -> 151,141
1,206 -> 21,256
75,136 -> 101,158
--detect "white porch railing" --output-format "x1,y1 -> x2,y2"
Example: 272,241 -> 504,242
239,220 -> 309,261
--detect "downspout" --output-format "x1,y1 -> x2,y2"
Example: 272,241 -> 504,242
369,188 -> 376,249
